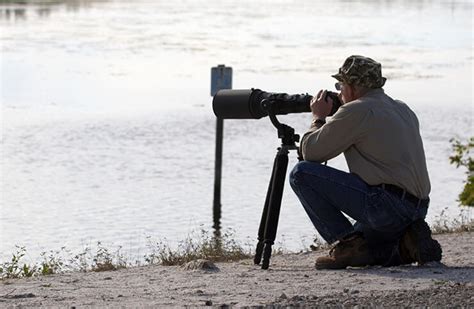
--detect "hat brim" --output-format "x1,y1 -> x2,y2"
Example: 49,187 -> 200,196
331,74 -> 387,88
331,73 -> 344,82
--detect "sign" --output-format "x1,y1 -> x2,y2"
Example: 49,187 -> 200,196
211,65 -> 232,96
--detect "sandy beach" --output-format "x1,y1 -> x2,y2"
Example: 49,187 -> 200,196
1,231 -> 472,308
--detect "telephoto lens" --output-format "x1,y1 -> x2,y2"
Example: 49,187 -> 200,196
212,88 -> 341,120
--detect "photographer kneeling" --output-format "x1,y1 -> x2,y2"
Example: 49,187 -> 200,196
289,55 -> 442,269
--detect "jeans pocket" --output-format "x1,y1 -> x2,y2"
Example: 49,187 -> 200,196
366,191 -> 413,232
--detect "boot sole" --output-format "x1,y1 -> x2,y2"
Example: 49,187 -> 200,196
403,219 -> 442,264
315,261 -> 347,270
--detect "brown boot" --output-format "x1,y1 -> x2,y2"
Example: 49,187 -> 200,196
315,234 -> 375,270
399,219 -> 442,265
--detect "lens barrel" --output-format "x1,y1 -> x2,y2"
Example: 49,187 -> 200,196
212,89 -> 267,119
212,88 -> 341,119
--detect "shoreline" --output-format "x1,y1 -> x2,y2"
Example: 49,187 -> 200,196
1,231 -> 473,307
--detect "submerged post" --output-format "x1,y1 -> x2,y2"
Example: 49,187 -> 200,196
211,65 -> 232,232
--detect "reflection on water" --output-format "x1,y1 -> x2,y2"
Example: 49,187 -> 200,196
0,0 -> 109,21
0,0 -> 472,22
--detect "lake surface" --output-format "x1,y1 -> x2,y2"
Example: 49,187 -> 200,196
1,0 -> 472,261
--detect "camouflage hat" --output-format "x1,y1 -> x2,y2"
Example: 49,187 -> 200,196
331,55 -> 386,88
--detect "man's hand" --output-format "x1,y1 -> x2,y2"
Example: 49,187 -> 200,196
310,89 -> 334,120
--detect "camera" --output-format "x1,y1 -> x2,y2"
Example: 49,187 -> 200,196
212,88 -> 341,119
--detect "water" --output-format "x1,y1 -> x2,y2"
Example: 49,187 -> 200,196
1,0 -> 473,261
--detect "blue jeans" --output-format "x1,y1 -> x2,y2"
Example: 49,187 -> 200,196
289,161 -> 428,263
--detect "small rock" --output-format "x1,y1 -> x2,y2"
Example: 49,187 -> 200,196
182,259 -> 219,272
351,289 -> 360,294
291,295 -> 304,301
304,274 -> 309,278
343,288 -> 349,293
117,295 -> 123,298
205,300 -> 213,306
104,277 -> 112,280
196,289 -> 204,294
279,293 -> 288,300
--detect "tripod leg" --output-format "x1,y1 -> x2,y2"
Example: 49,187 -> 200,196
261,148 -> 289,269
254,157 -> 278,265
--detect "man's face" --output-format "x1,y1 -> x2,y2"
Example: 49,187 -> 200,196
335,82 -> 353,104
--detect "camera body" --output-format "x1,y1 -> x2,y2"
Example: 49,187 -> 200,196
213,89 -> 341,119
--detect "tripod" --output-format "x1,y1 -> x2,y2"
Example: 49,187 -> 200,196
253,103 -> 300,269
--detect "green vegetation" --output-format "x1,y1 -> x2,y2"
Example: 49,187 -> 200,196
449,137 -> 474,207
0,229 -> 252,280
0,246 -> 34,279
1,216 -> 473,280
144,229 -> 251,266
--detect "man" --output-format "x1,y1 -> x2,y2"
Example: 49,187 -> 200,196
289,55 -> 442,269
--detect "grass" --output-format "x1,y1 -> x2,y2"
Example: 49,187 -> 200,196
0,229 -> 252,280
144,229 -> 252,266
431,207 -> 473,234
1,213 -> 472,280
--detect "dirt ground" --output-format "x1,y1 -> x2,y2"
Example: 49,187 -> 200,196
1,232 -> 473,308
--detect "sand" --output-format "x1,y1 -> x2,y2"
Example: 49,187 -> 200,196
1,232 -> 473,308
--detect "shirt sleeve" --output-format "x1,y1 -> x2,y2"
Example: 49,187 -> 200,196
301,103 -> 370,162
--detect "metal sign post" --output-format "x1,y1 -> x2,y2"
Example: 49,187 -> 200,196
211,65 -> 232,232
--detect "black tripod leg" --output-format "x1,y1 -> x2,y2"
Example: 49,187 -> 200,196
254,157 -> 278,265
261,148 -> 289,269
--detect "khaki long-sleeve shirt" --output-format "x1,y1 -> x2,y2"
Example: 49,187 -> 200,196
301,88 -> 430,198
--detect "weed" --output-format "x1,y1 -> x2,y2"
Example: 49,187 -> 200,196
91,243 -> 127,272
431,207 -> 473,234
91,242 -> 117,272
39,249 -> 66,275
144,229 -> 251,266
0,246 -> 36,279
69,246 -> 91,272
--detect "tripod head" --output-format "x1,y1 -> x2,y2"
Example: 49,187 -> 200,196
262,98 -> 300,149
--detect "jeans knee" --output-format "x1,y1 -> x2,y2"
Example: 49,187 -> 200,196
289,161 -> 321,188
289,166 -> 299,189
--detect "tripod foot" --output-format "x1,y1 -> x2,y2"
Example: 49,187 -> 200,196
254,241 -> 264,265
261,243 -> 273,270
